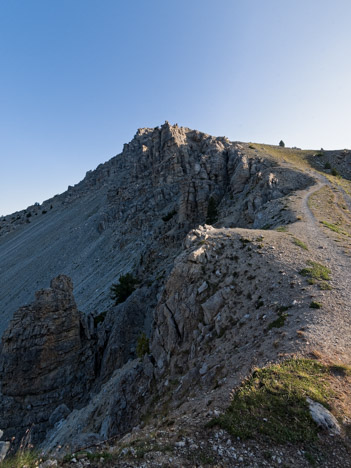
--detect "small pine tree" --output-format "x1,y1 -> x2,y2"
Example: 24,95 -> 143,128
110,273 -> 138,305
206,196 -> 218,225
279,140 -> 285,147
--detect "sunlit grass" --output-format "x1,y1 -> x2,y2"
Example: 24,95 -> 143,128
208,359 -> 348,444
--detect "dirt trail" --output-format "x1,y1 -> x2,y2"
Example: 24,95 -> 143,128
289,170 -> 351,363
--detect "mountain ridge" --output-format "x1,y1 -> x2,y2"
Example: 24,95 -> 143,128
0,122 -> 312,335
1,123 -> 351,466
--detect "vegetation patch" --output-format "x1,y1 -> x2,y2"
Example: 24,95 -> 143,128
1,450 -> 39,468
321,221 -> 349,236
94,310 -> 107,327
253,143 -> 315,171
118,439 -> 173,460
267,305 -> 291,330
110,273 -> 138,305
208,359 -> 338,444
275,226 -> 288,232
268,313 -> 288,330
292,237 -> 308,250
206,196 -> 218,225
162,209 -> 177,222
299,260 -> 331,282
136,332 -> 150,359
310,301 -> 322,309
86,451 -> 113,461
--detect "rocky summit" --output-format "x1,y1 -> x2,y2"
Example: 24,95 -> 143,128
0,123 -> 351,467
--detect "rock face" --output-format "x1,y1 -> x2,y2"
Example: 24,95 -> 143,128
96,285 -> 158,383
0,123 -> 326,455
150,226 -> 310,388
0,275 -> 96,445
38,225 -> 318,455
0,122 -> 313,336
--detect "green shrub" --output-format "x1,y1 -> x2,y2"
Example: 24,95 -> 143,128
320,221 -> 348,235
136,332 -> 149,359
110,273 -> 138,305
331,167 -> 339,177
292,237 -> 308,250
162,209 -> 177,222
299,261 -> 331,281
268,313 -> 288,329
324,162 -> 331,170
94,311 -> 107,327
310,301 -> 322,309
206,196 -> 218,225
279,140 -> 285,147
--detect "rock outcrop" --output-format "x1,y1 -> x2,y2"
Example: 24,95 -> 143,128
2,123 -> 350,464
0,122 -> 313,337
37,225 -> 316,455
0,275 -> 96,446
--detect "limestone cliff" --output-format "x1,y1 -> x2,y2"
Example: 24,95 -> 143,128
0,275 -> 96,446
1,124 -> 351,466
0,122 -> 312,337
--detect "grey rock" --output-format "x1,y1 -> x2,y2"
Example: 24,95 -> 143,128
39,460 -> 58,468
0,276 -> 96,446
197,281 -> 208,294
49,404 -> 71,427
201,291 -> 224,325
307,397 -> 341,434
70,433 -> 101,452
0,441 -> 10,462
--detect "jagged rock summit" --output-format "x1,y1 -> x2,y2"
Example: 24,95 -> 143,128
0,122 -> 312,336
0,275 -> 96,446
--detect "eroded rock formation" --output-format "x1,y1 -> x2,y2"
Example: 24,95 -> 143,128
0,275 -> 96,445
0,122 -> 313,337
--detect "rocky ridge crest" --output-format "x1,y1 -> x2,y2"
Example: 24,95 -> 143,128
1,123 -> 351,466
0,122 -> 312,336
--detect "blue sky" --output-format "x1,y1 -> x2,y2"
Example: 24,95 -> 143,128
1,0 -> 350,215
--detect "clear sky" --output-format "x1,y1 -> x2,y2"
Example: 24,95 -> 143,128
1,0 -> 350,216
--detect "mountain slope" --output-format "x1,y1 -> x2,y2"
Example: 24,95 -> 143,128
1,123 -> 351,466
0,122 -> 312,336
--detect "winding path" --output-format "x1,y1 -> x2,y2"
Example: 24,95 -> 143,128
289,170 -> 351,363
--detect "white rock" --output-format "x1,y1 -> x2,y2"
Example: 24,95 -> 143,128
188,246 -> 207,264
175,440 -> 186,447
0,442 -> 10,462
307,397 -> 341,434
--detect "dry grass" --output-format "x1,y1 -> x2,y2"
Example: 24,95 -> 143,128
208,358 -> 351,444
308,185 -> 351,255
249,144 -> 315,170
